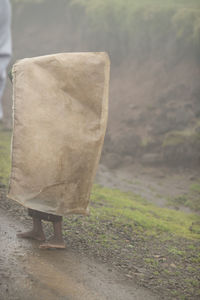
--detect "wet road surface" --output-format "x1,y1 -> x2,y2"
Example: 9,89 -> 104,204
0,207 -> 158,300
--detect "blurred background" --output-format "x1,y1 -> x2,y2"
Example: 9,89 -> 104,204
2,0 -> 200,169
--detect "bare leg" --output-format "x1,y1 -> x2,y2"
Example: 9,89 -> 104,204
39,220 -> 65,249
17,217 -> 45,241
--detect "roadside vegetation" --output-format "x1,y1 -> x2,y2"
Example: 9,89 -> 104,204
1,125 -> 200,299
167,181 -> 200,212
63,185 -> 200,299
0,124 -> 11,186
70,0 -> 200,61
13,0 -> 200,62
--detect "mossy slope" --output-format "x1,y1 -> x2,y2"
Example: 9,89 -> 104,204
0,124 -> 11,186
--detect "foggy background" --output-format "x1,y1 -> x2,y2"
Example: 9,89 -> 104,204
3,0 -> 200,169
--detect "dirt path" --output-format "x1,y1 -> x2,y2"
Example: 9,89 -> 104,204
0,206 -> 158,300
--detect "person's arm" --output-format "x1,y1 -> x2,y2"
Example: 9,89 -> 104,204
0,0 -> 12,118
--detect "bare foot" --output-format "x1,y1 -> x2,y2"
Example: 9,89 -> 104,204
39,237 -> 66,249
17,230 -> 45,241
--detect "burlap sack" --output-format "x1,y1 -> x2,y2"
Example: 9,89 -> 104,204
7,52 -> 110,216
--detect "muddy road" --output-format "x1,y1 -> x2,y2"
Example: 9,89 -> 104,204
0,206 -> 157,300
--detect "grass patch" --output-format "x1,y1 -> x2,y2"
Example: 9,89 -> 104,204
89,185 -> 200,240
63,184 -> 200,299
162,129 -> 200,147
190,182 -> 200,193
168,247 -> 185,256
167,182 -> 200,212
0,124 -> 11,186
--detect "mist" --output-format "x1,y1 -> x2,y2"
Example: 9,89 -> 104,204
0,1 -> 200,299
2,0 -> 200,169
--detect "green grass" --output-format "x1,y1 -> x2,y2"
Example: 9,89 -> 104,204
168,247 -> 185,256
162,129 -> 200,147
0,124 -> 11,186
90,185 -> 200,240
63,185 -> 200,299
190,182 -> 200,193
167,182 -> 200,212
72,0 -> 200,11
13,0 -> 200,7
